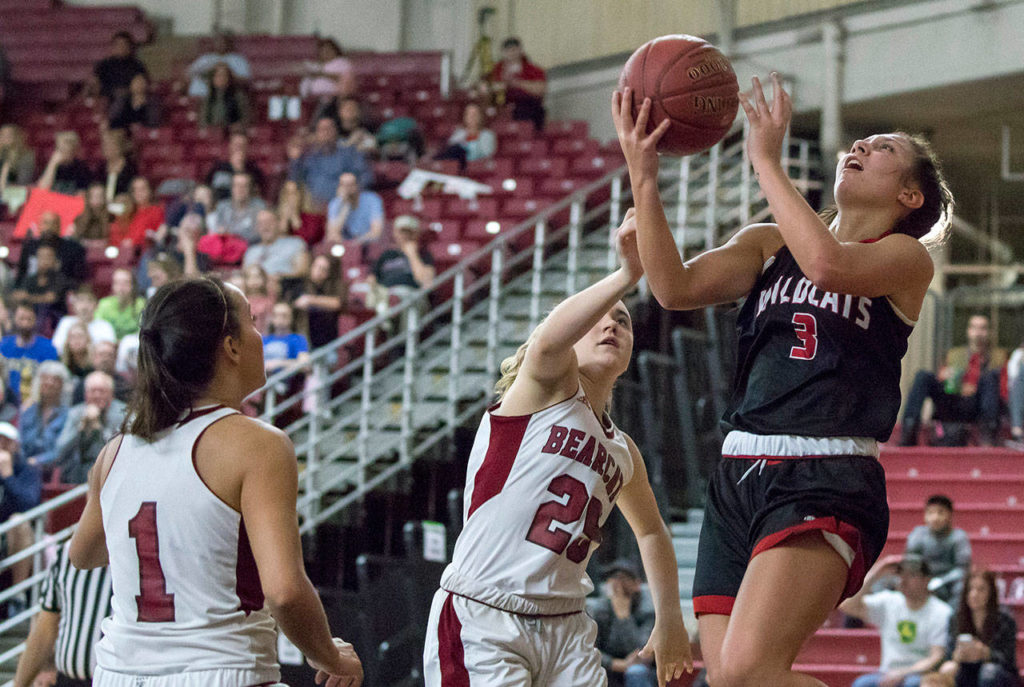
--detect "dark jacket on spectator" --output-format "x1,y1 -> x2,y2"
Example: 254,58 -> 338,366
93,55 -> 147,101
0,450 -> 42,524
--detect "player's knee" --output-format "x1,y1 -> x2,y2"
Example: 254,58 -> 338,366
712,658 -> 775,687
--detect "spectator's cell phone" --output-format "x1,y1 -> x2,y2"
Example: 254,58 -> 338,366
956,633 -> 974,647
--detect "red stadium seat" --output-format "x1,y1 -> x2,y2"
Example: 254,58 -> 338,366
551,138 -> 601,156
491,120 -> 534,140
391,197 -> 444,221
482,176 -> 534,198
538,177 -> 589,197
517,156 -> 569,178
444,197 -> 499,220
498,138 -> 548,157
465,157 -> 514,180
501,197 -> 557,220
544,120 -> 588,139
425,219 -> 464,243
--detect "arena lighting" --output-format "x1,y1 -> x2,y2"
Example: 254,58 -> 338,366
485,221 -> 501,234
330,244 -> 346,257
447,244 -> 462,255
502,178 -> 517,191
430,221 -> 443,232
105,246 -> 119,259
0,246 -> 7,259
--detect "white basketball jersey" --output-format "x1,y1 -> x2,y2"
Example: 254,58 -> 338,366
441,385 -> 634,615
96,406 -> 279,681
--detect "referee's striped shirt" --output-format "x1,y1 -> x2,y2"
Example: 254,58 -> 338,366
40,543 -> 112,680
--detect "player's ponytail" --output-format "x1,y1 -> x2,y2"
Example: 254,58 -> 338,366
125,277 -> 240,441
893,131 -> 953,248
493,326 -> 543,402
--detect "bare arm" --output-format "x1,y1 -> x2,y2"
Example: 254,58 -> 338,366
838,553 -> 901,620
616,436 -> 692,686
68,437 -> 121,569
12,610 -> 58,687
402,245 -> 436,289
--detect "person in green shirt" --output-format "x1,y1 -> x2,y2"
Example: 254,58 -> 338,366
95,268 -> 146,340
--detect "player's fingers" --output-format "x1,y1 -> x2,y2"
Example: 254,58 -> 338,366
648,117 -> 671,145
737,91 -> 756,119
314,670 -> 326,685
752,76 -> 769,113
635,96 -> 652,134
620,87 -> 635,130
611,90 -> 622,128
624,206 -> 636,220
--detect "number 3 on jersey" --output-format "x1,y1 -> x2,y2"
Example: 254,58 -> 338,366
128,502 -> 176,622
526,474 -> 603,563
790,312 -> 818,360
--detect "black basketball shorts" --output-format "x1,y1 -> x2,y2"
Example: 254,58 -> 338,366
691,453 -> 889,617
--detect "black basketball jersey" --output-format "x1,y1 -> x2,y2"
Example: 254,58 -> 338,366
723,246 -> 914,442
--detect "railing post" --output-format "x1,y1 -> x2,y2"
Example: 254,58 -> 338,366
608,175 -> 623,271
530,220 -> 546,331
30,517 -> 44,607
566,200 -> 582,295
676,156 -> 690,249
741,117 -> 752,225
264,384 -> 277,424
304,357 -> 327,524
798,139 -> 810,195
448,272 -> 464,435
486,247 -> 503,381
440,52 -> 451,99
400,305 -> 418,466
357,329 -> 375,493
705,143 -> 721,251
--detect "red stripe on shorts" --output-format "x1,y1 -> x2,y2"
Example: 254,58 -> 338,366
438,593 -> 470,686
693,594 -> 736,617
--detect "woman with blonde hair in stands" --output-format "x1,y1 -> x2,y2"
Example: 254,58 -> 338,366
19,359 -> 71,473
277,179 -> 325,246
61,321 -> 94,385
37,131 -> 92,196
0,124 -> 36,191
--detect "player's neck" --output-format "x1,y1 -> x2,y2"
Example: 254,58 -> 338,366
195,376 -> 247,411
832,206 -> 899,243
578,374 -> 613,419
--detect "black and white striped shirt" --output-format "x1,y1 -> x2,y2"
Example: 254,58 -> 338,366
40,543 -> 112,680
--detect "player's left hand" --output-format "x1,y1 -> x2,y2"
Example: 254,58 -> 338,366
738,71 -> 791,170
614,208 -> 644,284
638,618 -> 693,686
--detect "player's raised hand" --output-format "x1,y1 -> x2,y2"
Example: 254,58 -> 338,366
638,617 -> 693,687
738,71 -> 791,170
313,638 -> 363,687
612,87 -> 671,181
614,207 -> 644,284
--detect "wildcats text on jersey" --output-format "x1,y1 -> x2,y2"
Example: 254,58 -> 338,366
540,424 -> 626,502
755,274 -> 872,330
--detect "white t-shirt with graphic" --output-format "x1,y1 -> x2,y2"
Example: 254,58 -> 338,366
863,591 -> 952,671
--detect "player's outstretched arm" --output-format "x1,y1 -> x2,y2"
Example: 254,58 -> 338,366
69,437 -> 120,569
236,423 -> 363,687
612,88 -> 771,311
616,436 -> 693,687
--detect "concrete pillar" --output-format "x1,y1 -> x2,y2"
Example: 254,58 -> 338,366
715,0 -> 735,57
820,20 -> 844,205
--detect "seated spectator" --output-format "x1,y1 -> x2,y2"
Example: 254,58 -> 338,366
485,36 -> 547,131
906,495 -> 972,603
95,129 -> 138,201
164,182 -> 215,229
186,31 -> 251,98
243,210 -> 310,281
10,239 -> 71,331
0,302 -> 58,403
61,321 -> 94,386
144,255 -> 181,298
293,254 -> 347,349
54,371 -> 126,484
72,182 -> 113,240
263,301 -> 310,374
900,314 -> 1007,446
88,31 -> 148,103
95,268 -> 145,340
19,360 -> 70,472
288,116 -> 372,208
0,124 -> 36,189
437,102 -> 496,169
72,339 -> 130,404
589,559 -> 657,687
938,570 -> 1019,687
277,180 -> 325,246
36,131 -> 92,196
842,554 -> 953,687
299,38 -> 355,100
0,361 -> 17,424
108,176 -> 164,252
136,213 -> 208,294
212,171 -> 266,243
205,132 -> 266,203
201,63 -> 250,129
325,172 -> 384,244
0,421 -> 42,602
370,215 -> 436,294
16,211 -> 88,287
1008,342 -> 1023,443
336,97 -> 378,156
242,264 -> 275,334
107,72 -> 162,130
52,286 -> 117,354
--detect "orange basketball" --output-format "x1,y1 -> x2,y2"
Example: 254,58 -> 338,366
618,35 -> 740,156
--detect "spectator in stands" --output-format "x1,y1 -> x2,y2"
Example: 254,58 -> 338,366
136,215 -> 208,296
0,124 -> 36,189
205,131 -> 266,203
288,115 -> 372,208
54,370 -> 125,484
842,554 -> 953,687
590,559 -> 658,687
52,286 -> 116,353
325,171 -> 384,244
335,97 -> 378,156
299,38 -> 355,101
95,268 -> 145,340
72,182 -> 113,240
108,72 -> 162,130
293,254 -> 347,349
436,101 -> 496,169
36,131 -> 92,196
906,495 -> 973,605
95,129 -> 138,201
263,301 -> 310,374
73,339 -> 130,404
89,31 -> 148,102
143,255 -> 181,298
0,421 -> 42,603
16,210 -> 88,287
186,31 -> 251,98
277,180 -> 325,246
60,321 -> 94,388
937,570 -> 1019,687
900,314 -> 1007,446
10,239 -> 70,331
243,209 -> 310,281
201,63 -> 251,130
370,215 -> 435,293
164,182 -> 214,230
19,360 -> 70,473
108,176 -> 164,252
0,361 -> 16,425
1008,342 -> 1023,443
212,171 -> 266,243
486,36 -> 547,131
242,264 -> 275,334
0,302 -> 58,404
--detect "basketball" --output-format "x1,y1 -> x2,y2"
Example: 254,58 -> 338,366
618,34 -> 740,156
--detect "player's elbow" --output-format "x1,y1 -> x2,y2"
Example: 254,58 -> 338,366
262,576 -> 311,612
650,284 -> 696,311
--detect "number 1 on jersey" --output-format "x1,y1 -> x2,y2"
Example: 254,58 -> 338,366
128,502 -> 176,622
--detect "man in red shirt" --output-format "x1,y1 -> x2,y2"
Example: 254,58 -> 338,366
486,37 -> 547,130
900,314 -> 1008,446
